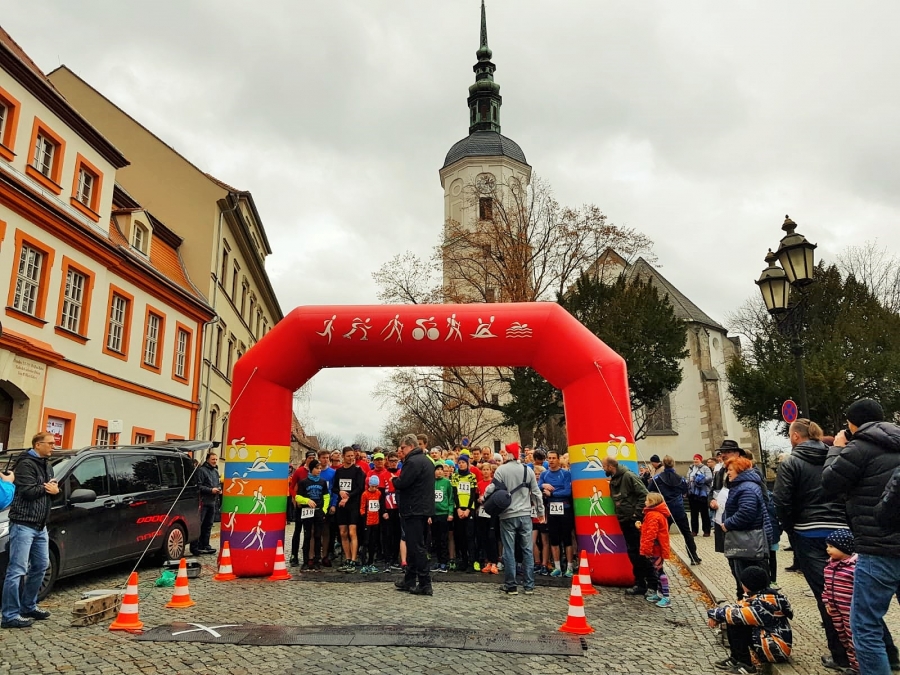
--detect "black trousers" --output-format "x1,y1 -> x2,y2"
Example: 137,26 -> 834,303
365,523 -> 381,565
476,515 -> 498,563
431,518 -> 450,564
453,515 -> 477,567
401,515 -> 431,588
620,518 -> 654,590
301,514 -> 323,563
793,534 -> 849,665
670,508 -> 700,561
688,495 -> 711,535
727,623 -> 755,665
195,502 -> 216,551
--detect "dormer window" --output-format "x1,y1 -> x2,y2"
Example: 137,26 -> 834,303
132,222 -> 149,255
70,154 -> 104,222
32,133 -> 55,177
76,167 -> 94,206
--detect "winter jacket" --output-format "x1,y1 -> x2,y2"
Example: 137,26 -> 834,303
648,468 -> 688,518
485,461 -> 544,521
773,440 -> 846,533
434,477 -> 454,517
296,475 -> 329,512
708,591 -> 794,663
822,421 -> 900,556
609,465 -> 648,522
876,465 -> 900,531
822,553 -> 856,619
391,448 -> 435,517
360,486 -> 385,526
9,452 -> 54,527
451,471 -> 479,511
0,478 -> 14,510
539,468 -> 573,511
687,464 -> 712,498
724,470 -> 775,544
197,462 -> 221,506
639,501 -> 672,559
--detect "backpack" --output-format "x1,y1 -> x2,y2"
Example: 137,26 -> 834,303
482,466 -> 530,517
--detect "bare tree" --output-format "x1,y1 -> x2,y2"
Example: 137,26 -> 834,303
838,241 -> 900,314
312,431 -> 346,451
372,252 -> 443,305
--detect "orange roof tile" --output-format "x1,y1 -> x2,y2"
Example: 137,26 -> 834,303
149,237 -> 200,299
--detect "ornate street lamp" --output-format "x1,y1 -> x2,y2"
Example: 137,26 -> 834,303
755,215 -> 817,418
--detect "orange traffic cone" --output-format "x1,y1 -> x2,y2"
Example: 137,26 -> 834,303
577,549 -> 598,596
165,558 -> 196,608
214,541 -> 237,581
109,571 -> 144,631
559,573 -> 595,635
267,540 -> 292,581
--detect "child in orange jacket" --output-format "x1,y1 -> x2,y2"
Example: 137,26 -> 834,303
637,492 -> 672,608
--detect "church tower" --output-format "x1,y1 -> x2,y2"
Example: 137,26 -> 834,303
439,1 -> 532,243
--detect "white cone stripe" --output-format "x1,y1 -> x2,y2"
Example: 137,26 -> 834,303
570,585 -> 582,598
567,606 -> 586,618
219,564 -> 233,572
119,601 -> 139,613
172,587 -> 189,596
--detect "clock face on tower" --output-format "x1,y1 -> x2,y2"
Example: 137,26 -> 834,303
475,172 -> 496,194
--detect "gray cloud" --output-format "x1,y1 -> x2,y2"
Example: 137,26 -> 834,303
5,0 -> 898,442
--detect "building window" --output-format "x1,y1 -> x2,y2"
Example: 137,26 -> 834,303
69,154 -> 104,221
60,268 -> 85,332
75,167 -> 94,206
208,406 -> 219,441
491,393 -> 500,405
0,85 -> 19,161
231,261 -> 240,299
647,394 -> 674,433
134,433 -> 152,445
26,119 -> 65,193
94,425 -> 109,446
103,286 -> 134,360
220,241 -> 230,291
226,335 -> 235,376
173,324 -> 192,382
479,197 -> 493,221
13,244 -> 42,316
214,323 -> 224,369
132,222 -> 149,255
240,280 -> 248,318
142,310 -> 165,371
485,287 -> 496,303
248,296 -> 256,333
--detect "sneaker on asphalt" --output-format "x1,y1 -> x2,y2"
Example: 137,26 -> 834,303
321,557 -> 332,568
409,585 -> 433,596
430,562 -> 441,572
496,562 -> 504,571
437,564 -> 448,573
523,588 -> 535,595
550,568 -> 562,578
481,563 -> 491,574
645,593 -> 662,603
488,564 -> 499,575
821,656 -> 850,672
300,564 -> 311,572
564,568 -> 574,578
473,562 -> 481,572
313,562 -> 322,571
624,585 -> 648,596
1,617 -> 33,629
715,657 -> 756,673
499,586 -> 518,595
289,556 -> 299,567
448,560 -> 457,572
394,580 -> 414,592
655,597 -> 671,608
22,608 -> 50,620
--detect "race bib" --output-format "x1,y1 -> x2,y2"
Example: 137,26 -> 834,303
434,490 -> 444,503
339,479 -> 352,492
478,507 -> 490,518
368,499 -> 380,513
458,481 -> 471,495
549,501 -> 565,515
300,508 -> 314,520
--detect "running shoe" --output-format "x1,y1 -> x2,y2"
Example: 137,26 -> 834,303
499,586 -> 518,595
448,560 -> 457,572
539,567 -> 550,576
645,592 -> 662,603
496,561 -> 504,571
437,564 -> 448,573
321,557 -> 332,568
656,597 -> 671,608
550,568 -> 562,578
473,562 -> 481,572
564,568 -> 574,578
488,564 -> 499,575
481,563 -> 491,574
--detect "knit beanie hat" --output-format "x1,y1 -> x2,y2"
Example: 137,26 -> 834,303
845,398 -> 884,427
740,566 -> 770,595
826,529 -> 855,556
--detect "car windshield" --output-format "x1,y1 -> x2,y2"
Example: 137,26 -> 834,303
49,455 -> 74,476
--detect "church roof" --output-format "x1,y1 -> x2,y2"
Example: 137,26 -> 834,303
442,130 -> 528,169
627,258 -> 726,331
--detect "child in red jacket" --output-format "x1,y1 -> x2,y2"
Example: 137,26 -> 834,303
637,492 -> 672,608
822,529 -> 858,674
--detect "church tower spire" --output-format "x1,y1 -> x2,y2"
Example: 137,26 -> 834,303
468,0 -> 502,134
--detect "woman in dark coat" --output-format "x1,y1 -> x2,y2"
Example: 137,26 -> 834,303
648,455 -> 701,565
723,456 -> 774,599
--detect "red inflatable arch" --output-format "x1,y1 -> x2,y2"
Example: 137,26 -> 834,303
221,302 -> 639,585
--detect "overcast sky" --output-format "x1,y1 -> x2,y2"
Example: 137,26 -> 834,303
5,1 -> 898,445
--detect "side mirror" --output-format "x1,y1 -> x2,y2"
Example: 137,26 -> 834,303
69,488 -> 97,504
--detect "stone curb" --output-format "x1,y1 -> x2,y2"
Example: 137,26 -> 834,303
671,546 -> 800,675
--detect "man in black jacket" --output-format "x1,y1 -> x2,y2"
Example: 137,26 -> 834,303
774,419 -> 849,671
1,432 -> 59,629
192,452 -> 221,555
392,433 -> 435,595
822,398 -> 900,675
601,457 -> 653,595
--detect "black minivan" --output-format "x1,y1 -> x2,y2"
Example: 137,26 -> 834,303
0,440 -> 206,598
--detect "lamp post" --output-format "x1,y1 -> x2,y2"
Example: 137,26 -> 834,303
755,215 -> 817,418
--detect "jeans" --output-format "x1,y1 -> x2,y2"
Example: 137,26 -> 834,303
852,553 -> 900,675
793,534 -> 848,664
2,523 -> 50,622
499,515 -> 535,591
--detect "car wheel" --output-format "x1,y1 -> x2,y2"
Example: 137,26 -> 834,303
37,549 -> 59,601
162,523 -> 187,561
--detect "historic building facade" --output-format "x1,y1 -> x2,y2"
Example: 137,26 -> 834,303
0,27 -> 214,450
46,67 -> 283,448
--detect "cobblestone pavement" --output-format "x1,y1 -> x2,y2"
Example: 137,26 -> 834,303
672,529 -> 900,675
1,525 -> 735,675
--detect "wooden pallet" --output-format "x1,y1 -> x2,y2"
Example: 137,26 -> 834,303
71,592 -> 122,627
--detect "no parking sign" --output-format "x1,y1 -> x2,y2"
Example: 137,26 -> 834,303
782,400 -> 798,424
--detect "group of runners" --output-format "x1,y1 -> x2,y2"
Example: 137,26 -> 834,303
286,437 -> 581,578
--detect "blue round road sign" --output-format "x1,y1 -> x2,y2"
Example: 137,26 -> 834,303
782,400 -> 798,424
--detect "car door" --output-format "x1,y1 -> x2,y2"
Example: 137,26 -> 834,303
109,453 -> 163,559
51,454 -> 116,573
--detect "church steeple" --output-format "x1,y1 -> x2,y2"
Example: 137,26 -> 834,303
468,0 -> 502,134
